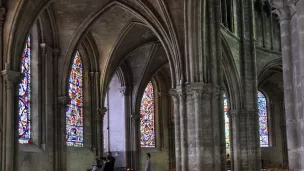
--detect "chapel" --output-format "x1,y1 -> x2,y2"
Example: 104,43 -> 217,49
0,0 -> 302,171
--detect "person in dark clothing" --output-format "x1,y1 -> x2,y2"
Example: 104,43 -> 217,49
101,152 -> 116,171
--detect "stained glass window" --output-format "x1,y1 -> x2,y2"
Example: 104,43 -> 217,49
140,81 -> 155,147
258,91 -> 269,147
224,93 -> 230,150
18,35 -> 31,144
66,51 -> 84,147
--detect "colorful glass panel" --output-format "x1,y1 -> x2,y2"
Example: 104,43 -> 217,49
18,35 -> 31,144
66,51 -> 84,147
140,81 -> 155,147
224,93 -> 230,150
258,91 -> 269,147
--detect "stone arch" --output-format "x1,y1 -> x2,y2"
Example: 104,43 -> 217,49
221,36 -> 241,111
4,1 -> 57,71
56,1 -> 180,98
257,58 -> 288,166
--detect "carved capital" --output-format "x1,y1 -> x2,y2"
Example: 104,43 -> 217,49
1,69 -> 22,89
40,43 -> 48,57
271,0 -> 297,21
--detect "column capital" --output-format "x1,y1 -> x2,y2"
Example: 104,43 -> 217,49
40,43 -> 48,59
1,69 -> 22,89
271,0 -> 297,21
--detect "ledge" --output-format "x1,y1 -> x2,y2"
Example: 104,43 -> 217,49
19,144 -> 44,152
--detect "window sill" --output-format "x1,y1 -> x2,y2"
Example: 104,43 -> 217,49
19,143 -> 44,152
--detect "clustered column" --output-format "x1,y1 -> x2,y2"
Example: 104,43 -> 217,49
273,1 -> 304,169
57,96 -> 69,171
170,83 -> 222,171
1,65 -> 21,171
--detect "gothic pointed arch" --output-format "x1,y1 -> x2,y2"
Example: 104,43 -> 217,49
66,51 -> 84,147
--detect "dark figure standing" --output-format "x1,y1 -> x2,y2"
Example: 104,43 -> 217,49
101,152 -> 116,171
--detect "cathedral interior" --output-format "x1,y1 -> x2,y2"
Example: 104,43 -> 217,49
0,0 -> 302,171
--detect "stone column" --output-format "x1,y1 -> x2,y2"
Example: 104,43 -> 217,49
119,86 -> 131,167
172,84 -> 223,171
230,110 -> 240,171
57,96 -> 68,171
169,91 -> 181,171
130,113 -> 140,171
97,107 -> 107,157
273,1 -> 304,169
1,66 -> 21,171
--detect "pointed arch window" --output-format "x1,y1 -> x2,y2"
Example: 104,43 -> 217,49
258,91 -> 269,147
140,81 -> 155,147
224,93 -> 230,151
66,51 -> 84,147
18,35 -> 31,144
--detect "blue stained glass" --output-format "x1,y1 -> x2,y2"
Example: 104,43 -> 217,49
140,81 -> 155,147
224,94 -> 230,150
18,35 -> 31,144
258,91 -> 269,147
66,51 -> 84,147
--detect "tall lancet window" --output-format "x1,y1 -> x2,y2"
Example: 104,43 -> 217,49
66,51 -> 84,147
140,81 -> 155,147
224,93 -> 230,151
18,35 -> 31,144
258,91 -> 269,147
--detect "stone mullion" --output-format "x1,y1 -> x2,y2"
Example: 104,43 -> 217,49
170,92 -> 181,171
1,68 -> 21,171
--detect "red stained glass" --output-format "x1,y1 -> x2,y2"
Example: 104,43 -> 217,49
66,51 -> 83,147
140,81 -> 155,147
18,35 -> 31,144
